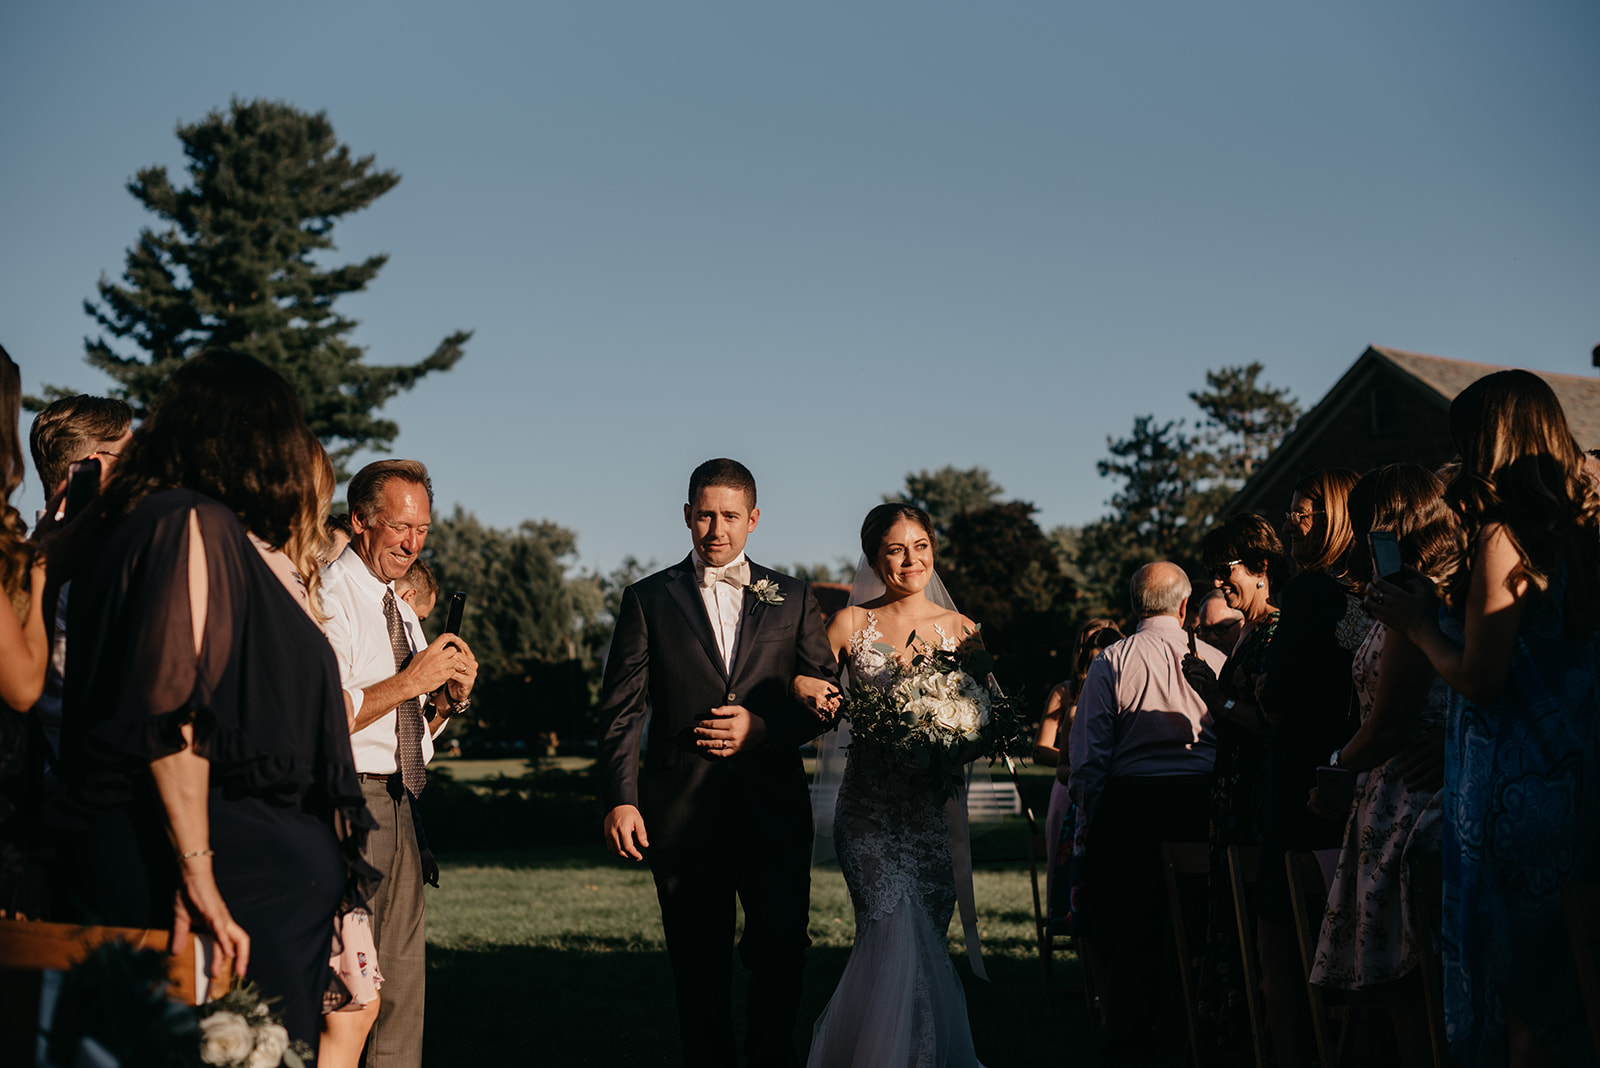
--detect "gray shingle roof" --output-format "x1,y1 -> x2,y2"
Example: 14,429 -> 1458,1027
1371,344 -> 1600,449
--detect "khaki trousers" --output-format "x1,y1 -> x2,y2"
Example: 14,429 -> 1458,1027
359,778 -> 426,1068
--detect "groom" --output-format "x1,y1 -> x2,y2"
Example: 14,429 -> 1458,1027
598,458 -> 838,1067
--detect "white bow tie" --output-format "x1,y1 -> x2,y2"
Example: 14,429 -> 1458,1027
699,560 -> 750,590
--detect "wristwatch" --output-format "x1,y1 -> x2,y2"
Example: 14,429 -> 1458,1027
447,696 -> 472,718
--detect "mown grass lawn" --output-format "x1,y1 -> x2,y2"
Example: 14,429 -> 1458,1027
413,758 -> 1186,1066
421,845 -> 1100,1066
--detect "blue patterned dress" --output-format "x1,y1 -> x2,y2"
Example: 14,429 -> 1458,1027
1442,573 -> 1600,1064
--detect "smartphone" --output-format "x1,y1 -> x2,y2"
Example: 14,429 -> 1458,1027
1368,529 -> 1404,581
1187,626 -> 1198,657
62,458 -> 102,523
441,591 -> 466,644
1315,765 -> 1357,812
428,591 -> 467,721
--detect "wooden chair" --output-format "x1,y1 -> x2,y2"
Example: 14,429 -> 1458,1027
1226,845 -> 1269,1068
1407,855 -> 1448,1068
1562,881 -> 1600,1061
1162,840 -> 1211,1068
1287,850 -> 1377,1068
0,918 -> 223,1068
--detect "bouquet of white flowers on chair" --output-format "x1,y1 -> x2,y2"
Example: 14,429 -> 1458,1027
842,633 -> 1029,797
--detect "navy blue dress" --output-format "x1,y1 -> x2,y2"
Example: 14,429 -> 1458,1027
57,489 -> 373,1045
1442,572 -> 1600,1064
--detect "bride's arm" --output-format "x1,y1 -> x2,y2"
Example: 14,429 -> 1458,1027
792,608 -> 853,718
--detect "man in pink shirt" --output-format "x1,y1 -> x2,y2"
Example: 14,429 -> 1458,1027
1068,561 -> 1227,1053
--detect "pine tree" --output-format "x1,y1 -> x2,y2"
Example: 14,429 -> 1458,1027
60,98 -> 469,473
1188,363 -> 1301,484
1068,365 -> 1300,617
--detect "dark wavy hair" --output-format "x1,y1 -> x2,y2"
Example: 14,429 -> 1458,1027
1200,513 -> 1289,598
1347,464 -> 1462,584
0,345 -> 32,610
1072,617 -> 1123,685
101,350 -> 317,549
1442,370 -> 1600,631
1290,467 -> 1361,579
860,502 -> 937,564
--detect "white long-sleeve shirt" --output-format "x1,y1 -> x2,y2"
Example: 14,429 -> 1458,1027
1068,614 -> 1226,835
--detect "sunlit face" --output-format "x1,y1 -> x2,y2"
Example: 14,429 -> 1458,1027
684,485 -> 758,567
874,519 -> 935,597
351,479 -> 431,583
1195,594 -> 1245,653
1210,558 -> 1267,614
1283,492 -> 1324,566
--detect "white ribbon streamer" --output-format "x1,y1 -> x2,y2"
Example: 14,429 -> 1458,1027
945,781 -> 988,981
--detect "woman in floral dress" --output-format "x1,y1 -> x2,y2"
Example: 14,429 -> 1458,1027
1312,464 -> 1463,1068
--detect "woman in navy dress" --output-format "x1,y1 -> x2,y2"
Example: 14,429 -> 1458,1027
55,351 -> 373,1044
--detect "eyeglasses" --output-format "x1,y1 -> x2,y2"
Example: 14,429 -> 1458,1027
1197,621 -> 1237,638
1209,559 -> 1242,582
1284,509 -> 1322,524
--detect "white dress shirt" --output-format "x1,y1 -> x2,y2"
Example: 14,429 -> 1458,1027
321,545 -> 435,774
694,550 -> 747,674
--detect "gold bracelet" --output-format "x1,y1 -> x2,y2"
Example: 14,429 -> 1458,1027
178,848 -> 215,860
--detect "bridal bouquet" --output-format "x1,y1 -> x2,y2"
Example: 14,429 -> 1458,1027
843,635 -> 1030,797
44,940 -> 313,1068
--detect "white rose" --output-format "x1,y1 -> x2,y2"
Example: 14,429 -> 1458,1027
246,1023 -> 290,1068
930,697 -> 977,735
200,1012 -> 255,1066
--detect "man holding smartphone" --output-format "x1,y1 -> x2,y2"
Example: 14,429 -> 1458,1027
321,459 -> 478,1068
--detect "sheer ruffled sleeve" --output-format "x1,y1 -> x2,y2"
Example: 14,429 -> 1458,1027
74,494 -> 242,770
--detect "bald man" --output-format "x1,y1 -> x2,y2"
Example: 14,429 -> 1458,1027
1068,561 -> 1227,1053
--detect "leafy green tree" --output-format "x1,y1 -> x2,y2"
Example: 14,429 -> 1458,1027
422,509 -> 601,750
888,466 -> 1005,540
941,501 -> 1078,702
50,98 -> 469,473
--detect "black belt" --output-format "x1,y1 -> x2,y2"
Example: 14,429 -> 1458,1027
358,772 -> 398,783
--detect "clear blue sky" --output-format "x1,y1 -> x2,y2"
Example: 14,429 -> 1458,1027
3,1 -> 1596,576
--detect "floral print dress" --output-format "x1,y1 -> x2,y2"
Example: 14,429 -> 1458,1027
1311,621 -> 1447,989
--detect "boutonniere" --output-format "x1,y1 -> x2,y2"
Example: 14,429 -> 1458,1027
747,578 -> 785,606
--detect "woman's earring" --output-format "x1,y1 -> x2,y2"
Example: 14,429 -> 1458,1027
1256,580 -> 1264,589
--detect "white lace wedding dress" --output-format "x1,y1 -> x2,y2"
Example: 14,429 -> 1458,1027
807,613 -> 985,1068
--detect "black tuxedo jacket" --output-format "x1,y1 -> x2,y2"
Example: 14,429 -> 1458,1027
596,556 -> 838,850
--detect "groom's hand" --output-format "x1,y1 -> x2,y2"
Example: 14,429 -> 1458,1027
603,805 -> 649,861
693,706 -> 766,758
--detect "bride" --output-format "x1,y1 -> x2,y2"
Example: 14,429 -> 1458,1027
798,502 -> 987,1067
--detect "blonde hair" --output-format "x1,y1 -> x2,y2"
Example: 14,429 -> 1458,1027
284,437 -> 337,622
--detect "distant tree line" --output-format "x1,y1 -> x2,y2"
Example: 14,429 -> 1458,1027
47,95 -> 1303,744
